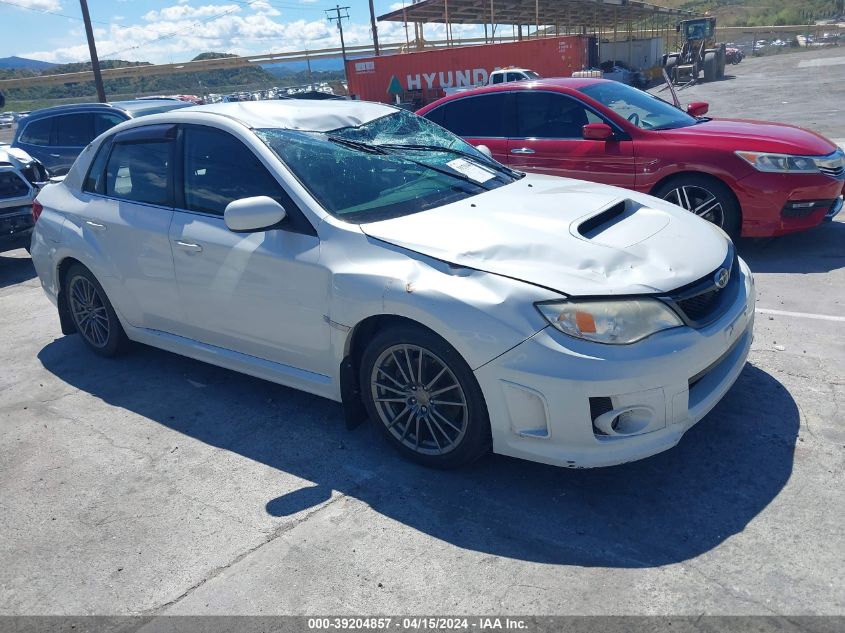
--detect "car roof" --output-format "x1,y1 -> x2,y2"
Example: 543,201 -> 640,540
20,99 -> 191,119
183,100 -> 399,132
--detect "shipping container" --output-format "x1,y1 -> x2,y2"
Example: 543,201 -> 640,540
346,35 -> 596,107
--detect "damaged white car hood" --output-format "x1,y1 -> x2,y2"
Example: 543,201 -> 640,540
360,174 -> 730,296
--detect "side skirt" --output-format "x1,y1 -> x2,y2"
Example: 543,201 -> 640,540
124,325 -> 340,402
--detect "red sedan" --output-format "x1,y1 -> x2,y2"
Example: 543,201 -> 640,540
417,78 -> 844,238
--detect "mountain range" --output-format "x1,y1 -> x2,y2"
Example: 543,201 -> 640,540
0,56 -> 57,71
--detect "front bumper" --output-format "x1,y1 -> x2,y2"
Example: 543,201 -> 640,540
474,260 -> 755,468
734,171 -> 845,237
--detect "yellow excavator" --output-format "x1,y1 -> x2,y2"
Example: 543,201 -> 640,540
663,17 -> 727,85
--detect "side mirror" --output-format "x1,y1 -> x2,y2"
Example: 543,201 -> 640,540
582,123 -> 614,141
475,144 -> 493,159
224,196 -> 287,233
687,101 -> 709,117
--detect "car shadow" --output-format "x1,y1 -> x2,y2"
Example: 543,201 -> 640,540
38,336 -> 798,568
0,251 -> 35,288
738,219 -> 845,274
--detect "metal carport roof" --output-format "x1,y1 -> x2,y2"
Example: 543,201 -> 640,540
378,0 -> 698,27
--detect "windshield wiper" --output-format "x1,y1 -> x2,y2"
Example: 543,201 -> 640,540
380,143 -> 521,178
327,136 -> 387,154
328,137 -> 491,191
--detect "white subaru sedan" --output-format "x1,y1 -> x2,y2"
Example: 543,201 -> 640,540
30,101 -> 755,469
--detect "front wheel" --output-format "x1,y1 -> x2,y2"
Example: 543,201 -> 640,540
360,325 -> 491,469
653,175 -> 741,240
64,263 -> 129,357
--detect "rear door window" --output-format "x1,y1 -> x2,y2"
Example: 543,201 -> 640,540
440,94 -> 507,138
55,113 -> 95,147
19,117 -> 52,145
94,113 -> 126,136
105,140 -> 173,206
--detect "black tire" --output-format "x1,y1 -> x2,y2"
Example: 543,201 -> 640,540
716,49 -> 726,79
360,324 -> 491,469
703,51 -> 717,82
664,54 -> 679,79
64,263 -> 130,357
653,174 -> 742,240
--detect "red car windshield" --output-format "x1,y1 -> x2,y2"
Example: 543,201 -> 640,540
579,82 -> 698,131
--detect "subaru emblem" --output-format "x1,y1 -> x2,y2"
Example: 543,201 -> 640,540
714,268 -> 730,289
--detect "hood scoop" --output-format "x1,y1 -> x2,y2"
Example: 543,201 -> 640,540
575,199 -> 671,249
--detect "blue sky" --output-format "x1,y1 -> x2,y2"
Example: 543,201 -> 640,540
0,0 -> 484,64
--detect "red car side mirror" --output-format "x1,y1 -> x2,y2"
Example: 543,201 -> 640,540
582,123 -> 614,141
687,101 -> 710,117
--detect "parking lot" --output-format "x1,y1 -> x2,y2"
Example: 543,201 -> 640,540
1,48 -> 844,618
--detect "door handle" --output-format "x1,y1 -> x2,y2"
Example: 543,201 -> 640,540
49,153 -> 61,157
175,240 -> 203,253
510,148 -> 536,155
85,220 -> 106,231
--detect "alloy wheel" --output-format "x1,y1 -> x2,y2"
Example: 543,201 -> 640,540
663,185 -> 725,227
69,275 -> 110,348
370,344 -> 468,456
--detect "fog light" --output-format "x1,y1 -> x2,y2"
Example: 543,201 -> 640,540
781,199 -> 836,218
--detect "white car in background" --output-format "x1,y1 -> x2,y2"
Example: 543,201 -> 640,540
30,101 -> 755,469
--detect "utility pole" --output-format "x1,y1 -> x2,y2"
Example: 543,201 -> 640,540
326,5 -> 351,74
368,0 -> 380,56
79,0 -> 107,102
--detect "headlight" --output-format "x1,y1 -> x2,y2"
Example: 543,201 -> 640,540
536,299 -> 684,345
735,151 -> 819,174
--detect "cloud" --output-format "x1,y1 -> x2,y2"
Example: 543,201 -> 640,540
8,0 -> 62,10
143,3 -> 241,22
250,0 -> 280,17
20,2 -> 484,65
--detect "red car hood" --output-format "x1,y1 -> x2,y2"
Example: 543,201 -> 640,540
659,119 -> 838,156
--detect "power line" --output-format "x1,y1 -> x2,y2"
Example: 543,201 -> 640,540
0,0 -> 121,28
1,0 -> 343,66
99,0 -> 264,58
227,0 -> 331,12
98,0 -> 337,59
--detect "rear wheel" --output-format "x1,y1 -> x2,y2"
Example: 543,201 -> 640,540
653,174 -> 741,240
64,263 -> 129,357
360,325 -> 491,469
703,51 -> 717,81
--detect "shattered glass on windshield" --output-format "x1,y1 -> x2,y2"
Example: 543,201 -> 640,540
257,110 -> 516,223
